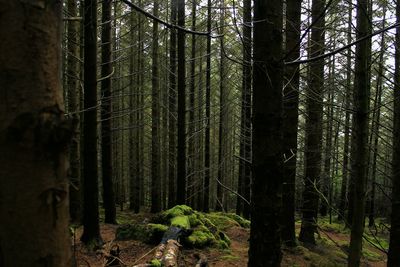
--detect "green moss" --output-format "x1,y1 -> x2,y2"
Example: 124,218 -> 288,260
150,259 -> 162,267
186,227 -> 215,248
362,248 -> 384,262
170,215 -> 191,229
188,213 -> 203,227
115,223 -> 167,244
205,213 -> 240,230
225,213 -> 250,228
164,205 -> 194,218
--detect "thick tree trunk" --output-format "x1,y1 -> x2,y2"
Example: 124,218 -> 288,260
0,1 -> 71,265
101,0 -> 117,224
176,0 -> 187,205
248,0 -> 284,265
151,0 -> 162,213
348,0 -> 370,264
299,0 -> 325,245
388,1 -> 400,265
281,0 -> 301,246
67,0 -> 82,224
81,0 -> 102,245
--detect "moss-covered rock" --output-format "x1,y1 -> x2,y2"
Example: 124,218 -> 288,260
225,213 -> 250,228
204,212 -> 240,230
185,225 -> 215,248
170,215 -> 191,230
163,205 -> 194,218
115,223 -> 168,244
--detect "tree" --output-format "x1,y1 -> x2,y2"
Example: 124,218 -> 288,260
281,0 -> 302,246
388,0 -> 400,264
299,0 -> 325,245
176,0 -> 187,204
236,0 -> 252,220
168,0 -> 178,208
348,0 -> 370,264
151,0 -> 162,213
248,0 -> 284,265
81,0 -> 102,245
203,0 -> 212,212
67,0 -> 82,223
0,1 -> 71,265
101,0 -> 117,224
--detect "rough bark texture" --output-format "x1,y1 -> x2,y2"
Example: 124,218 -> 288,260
176,0 -> 187,205
151,0 -> 162,213
0,1 -> 71,265
81,0 -> 102,245
101,0 -> 117,224
299,0 -> 325,245
248,0 -> 284,265
388,1 -> 400,265
281,0 -> 301,247
348,0 -> 370,265
237,0 -> 252,219
67,0 -> 81,224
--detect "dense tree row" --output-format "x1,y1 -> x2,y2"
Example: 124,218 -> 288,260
2,0 -> 400,266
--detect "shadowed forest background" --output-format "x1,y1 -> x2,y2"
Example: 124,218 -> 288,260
1,0 -> 400,266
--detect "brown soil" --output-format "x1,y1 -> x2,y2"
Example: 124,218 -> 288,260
73,215 -> 388,267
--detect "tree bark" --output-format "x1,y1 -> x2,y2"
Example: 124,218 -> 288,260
248,0 -> 284,265
81,0 -> 102,245
176,0 -> 187,205
0,1 -> 71,265
299,0 -> 325,245
388,0 -> 400,265
348,0 -> 370,264
151,0 -> 162,213
281,0 -> 301,246
101,0 -> 117,224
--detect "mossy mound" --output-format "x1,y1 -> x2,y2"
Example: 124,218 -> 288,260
204,212 -> 241,230
171,215 -> 191,230
224,213 -> 250,228
115,223 -> 168,244
163,205 -> 194,218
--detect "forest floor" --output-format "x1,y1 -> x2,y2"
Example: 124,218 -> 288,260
72,210 -> 389,267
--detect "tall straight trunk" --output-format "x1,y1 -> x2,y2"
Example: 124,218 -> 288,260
348,0 -> 370,264
81,0 -> 102,245
216,0 -> 227,212
67,0 -> 81,223
168,0 -> 177,208
248,0 -> 283,265
176,0 -> 186,204
237,0 -> 252,219
129,7 -> 137,212
151,0 -> 162,213
101,0 -> 116,224
0,1 -> 71,265
368,10 -> 386,227
281,0 -> 301,246
388,0 -> 400,263
320,62 -> 334,217
138,0 -> 145,208
188,0 -> 197,207
299,0 -> 325,245
203,0 -> 212,212
339,1 -> 352,222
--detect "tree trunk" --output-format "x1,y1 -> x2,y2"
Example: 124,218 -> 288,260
299,0 -> 325,245
168,0 -> 177,208
248,0 -> 284,265
176,0 -> 187,205
281,0 -> 301,246
81,0 -> 102,245
151,0 -> 162,213
67,0 -> 82,224
348,0 -> 370,264
203,0 -> 212,212
0,1 -> 71,265
388,0 -> 400,265
101,0 -> 117,224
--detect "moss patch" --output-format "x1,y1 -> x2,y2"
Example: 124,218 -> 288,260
150,259 -> 162,267
116,223 -> 168,244
204,212 -> 240,230
170,215 -> 191,230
